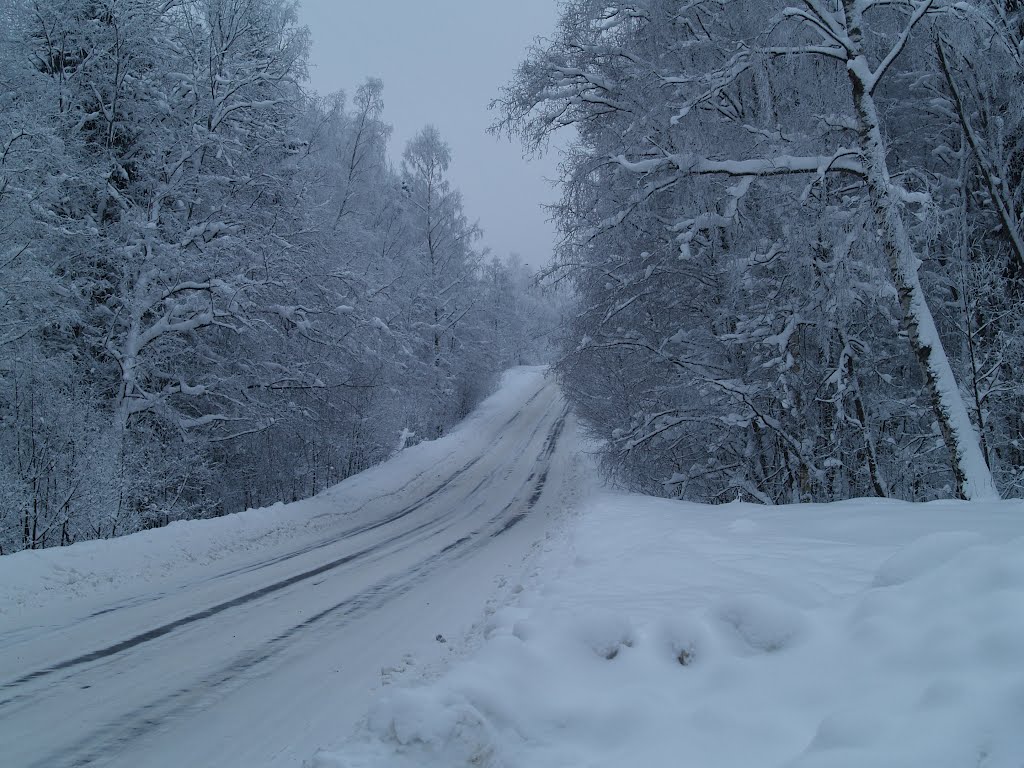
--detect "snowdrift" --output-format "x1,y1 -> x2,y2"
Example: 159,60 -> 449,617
310,494 -> 1024,768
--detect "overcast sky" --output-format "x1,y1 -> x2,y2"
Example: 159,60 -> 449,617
297,1 -> 562,267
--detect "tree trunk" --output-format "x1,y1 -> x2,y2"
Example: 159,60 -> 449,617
846,60 -> 998,500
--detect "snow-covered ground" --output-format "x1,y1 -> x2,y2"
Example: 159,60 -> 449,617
311,494 -> 1024,768
4,366 -> 1023,768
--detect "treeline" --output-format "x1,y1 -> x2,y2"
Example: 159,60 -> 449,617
497,0 -> 1024,503
0,0 -> 559,553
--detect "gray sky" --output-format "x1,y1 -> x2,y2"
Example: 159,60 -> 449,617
297,1 -> 562,267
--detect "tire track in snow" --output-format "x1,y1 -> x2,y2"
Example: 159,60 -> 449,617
489,406 -> 569,537
207,381 -> 551,580
0,457 -> 488,695
74,379 -> 554,623
23,403 -> 573,768
2,384 -> 559,694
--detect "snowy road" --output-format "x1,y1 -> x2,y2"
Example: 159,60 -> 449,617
0,369 -> 589,768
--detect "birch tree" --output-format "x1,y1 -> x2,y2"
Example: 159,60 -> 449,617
400,126 -> 486,436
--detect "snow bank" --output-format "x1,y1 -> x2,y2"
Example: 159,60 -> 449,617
310,495 -> 1024,768
0,367 -> 550,617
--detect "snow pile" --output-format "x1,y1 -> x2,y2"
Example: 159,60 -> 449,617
0,367 -> 550,616
309,495 -> 1024,768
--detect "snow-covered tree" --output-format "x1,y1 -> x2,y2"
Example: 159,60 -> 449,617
0,1 -> 560,553
398,125 -> 488,436
498,0 -> 1019,502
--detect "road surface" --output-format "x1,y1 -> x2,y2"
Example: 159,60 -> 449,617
0,369 -> 588,767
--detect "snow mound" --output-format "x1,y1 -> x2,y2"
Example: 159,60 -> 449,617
714,594 -> 807,654
871,530 -> 986,587
650,614 -> 710,666
363,688 -> 499,767
570,611 -> 636,659
312,494 -> 1024,768
799,534 -> 1024,768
